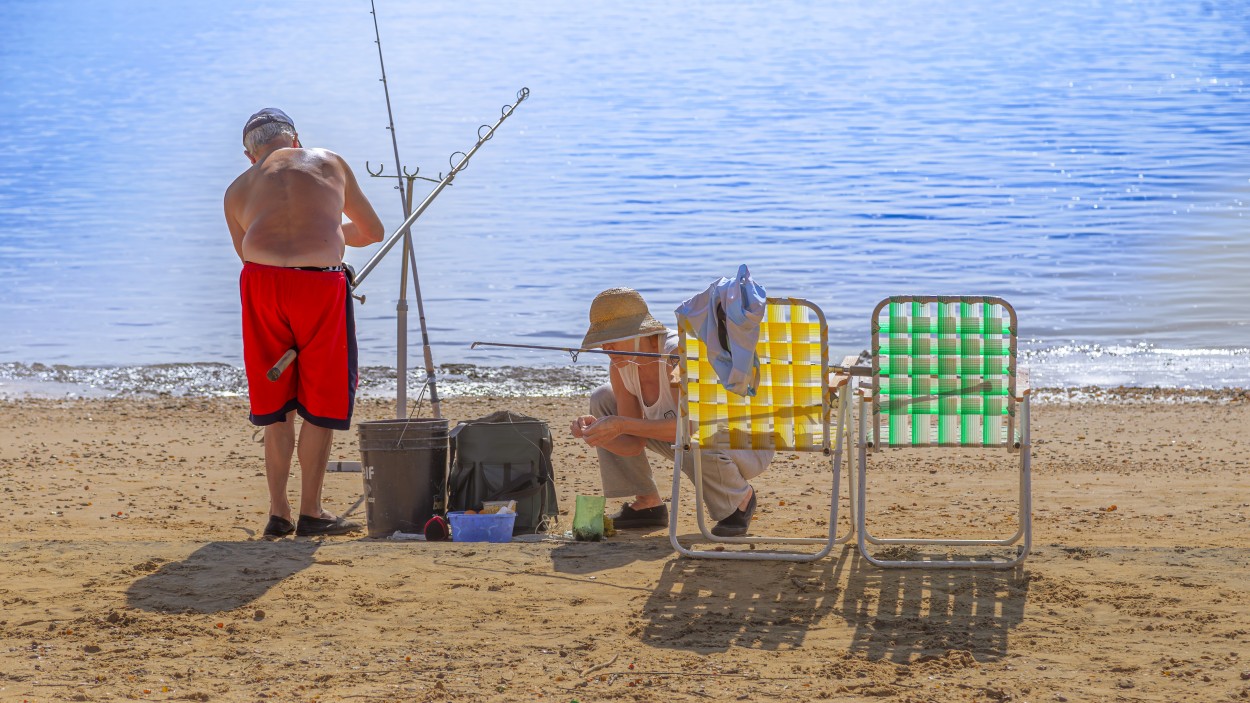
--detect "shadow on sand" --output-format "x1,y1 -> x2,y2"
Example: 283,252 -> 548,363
640,544 -> 1029,659
549,531 -> 674,575
126,540 -> 320,614
638,539 -> 848,652
840,551 -> 1030,663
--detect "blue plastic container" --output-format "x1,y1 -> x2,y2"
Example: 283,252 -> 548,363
447,511 -> 517,543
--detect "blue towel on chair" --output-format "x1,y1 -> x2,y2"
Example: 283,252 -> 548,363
675,264 -> 767,396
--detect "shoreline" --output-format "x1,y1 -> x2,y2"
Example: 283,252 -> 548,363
1,394 -> 1249,701
2,359 -> 1248,404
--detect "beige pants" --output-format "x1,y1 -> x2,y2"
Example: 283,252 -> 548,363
589,384 -> 771,521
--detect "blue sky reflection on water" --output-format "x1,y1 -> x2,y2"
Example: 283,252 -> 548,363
0,0 -> 1248,388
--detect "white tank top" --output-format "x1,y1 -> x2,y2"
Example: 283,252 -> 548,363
618,332 -> 679,421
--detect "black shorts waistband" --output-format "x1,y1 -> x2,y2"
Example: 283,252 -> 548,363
242,262 -> 345,273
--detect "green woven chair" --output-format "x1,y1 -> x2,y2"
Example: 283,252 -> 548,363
669,297 -> 855,561
855,296 -> 1032,569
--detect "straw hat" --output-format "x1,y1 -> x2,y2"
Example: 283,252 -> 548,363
581,287 -> 668,348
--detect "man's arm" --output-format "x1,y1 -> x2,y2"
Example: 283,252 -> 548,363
337,154 -> 385,247
223,186 -> 247,263
582,365 -> 678,455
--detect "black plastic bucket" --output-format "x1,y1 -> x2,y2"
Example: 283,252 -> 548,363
357,418 -> 449,538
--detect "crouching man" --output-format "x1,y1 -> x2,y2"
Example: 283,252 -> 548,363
570,287 -> 772,536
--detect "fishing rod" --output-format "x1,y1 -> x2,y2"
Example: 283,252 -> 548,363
469,340 -> 872,375
359,0 -> 440,419
470,340 -> 680,361
266,85 -> 530,393
370,0 -> 408,215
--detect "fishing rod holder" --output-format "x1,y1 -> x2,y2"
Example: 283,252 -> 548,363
352,84 -> 528,420
365,162 -> 446,184
352,86 -> 530,290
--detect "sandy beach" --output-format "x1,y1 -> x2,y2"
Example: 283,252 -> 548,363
2,391 -> 1249,702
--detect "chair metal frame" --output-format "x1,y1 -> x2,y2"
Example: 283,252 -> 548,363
855,296 -> 1032,569
669,297 -> 855,561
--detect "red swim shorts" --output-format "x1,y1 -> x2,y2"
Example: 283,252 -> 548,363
240,262 -> 358,430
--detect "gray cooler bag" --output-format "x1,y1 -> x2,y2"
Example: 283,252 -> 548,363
446,410 -> 559,535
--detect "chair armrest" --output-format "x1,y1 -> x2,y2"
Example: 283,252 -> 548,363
1015,368 -> 1031,401
828,354 -> 869,389
827,370 -> 852,389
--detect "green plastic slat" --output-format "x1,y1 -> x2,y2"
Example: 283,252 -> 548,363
874,296 -> 1016,448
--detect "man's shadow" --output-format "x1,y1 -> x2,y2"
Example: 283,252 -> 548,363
638,541 -> 849,652
126,540 -> 320,614
840,550 -> 1030,663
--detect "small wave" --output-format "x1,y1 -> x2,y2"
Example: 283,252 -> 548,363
1021,342 -> 1250,389
0,361 -> 608,400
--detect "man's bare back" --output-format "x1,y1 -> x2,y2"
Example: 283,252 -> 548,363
224,147 -> 384,267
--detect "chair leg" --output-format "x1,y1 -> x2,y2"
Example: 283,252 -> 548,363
669,445 -> 696,557
670,435 -> 843,562
668,380 -> 855,562
687,442 -> 817,546
856,395 -> 1031,569
834,392 -> 856,545
1016,397 -> 1033,560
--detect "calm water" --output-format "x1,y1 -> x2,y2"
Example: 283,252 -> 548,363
2,0 -> 1249,393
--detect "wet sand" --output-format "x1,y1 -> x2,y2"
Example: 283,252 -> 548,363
2,393 -> 1249,702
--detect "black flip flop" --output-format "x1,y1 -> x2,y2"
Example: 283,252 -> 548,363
609,502 -> 669,528
263,515 -> 296,538
711,490 -> 756,537
296,514 -> 362,537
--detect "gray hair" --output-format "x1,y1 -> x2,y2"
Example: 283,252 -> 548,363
243,122 -> 297,154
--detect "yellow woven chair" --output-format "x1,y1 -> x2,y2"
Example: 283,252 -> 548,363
856,296 -> 1032,569
669,297 -> 854,561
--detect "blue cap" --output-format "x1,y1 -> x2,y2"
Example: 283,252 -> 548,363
243,108 -> 295,139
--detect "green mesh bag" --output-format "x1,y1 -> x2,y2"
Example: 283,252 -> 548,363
572,495 -> 606,541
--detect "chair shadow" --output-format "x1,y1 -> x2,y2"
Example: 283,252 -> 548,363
126,540 -> 320,614
637,544 -> 1030,658
840,550 -> 1030,663
639,540 -> 849,652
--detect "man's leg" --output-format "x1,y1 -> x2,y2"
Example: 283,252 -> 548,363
684,450 -> 761,537
296,420 -> 335,518
264,410 -> 297,520
590,384 -> 661,507
685,451 -> 753,521
286,272 -> 360,536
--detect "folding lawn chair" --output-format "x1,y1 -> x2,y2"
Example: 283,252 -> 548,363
669,297 -> 855,561
856,296 -> 1032,569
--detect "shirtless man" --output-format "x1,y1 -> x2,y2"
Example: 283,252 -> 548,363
224,108 -> 385,538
